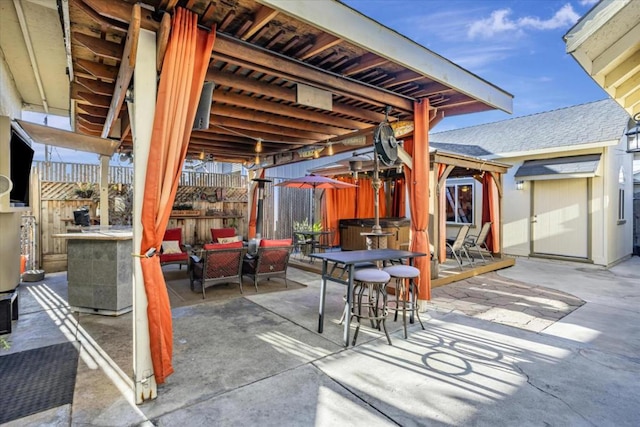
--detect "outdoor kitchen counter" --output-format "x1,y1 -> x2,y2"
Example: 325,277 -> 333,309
53,229 -> 133,316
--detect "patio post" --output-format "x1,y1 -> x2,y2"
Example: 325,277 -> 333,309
131,28 -> 158,403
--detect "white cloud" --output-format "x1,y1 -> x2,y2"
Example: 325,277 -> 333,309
519,4 -> 580,30
468,9 -> 520,39
579,0 -> 599,6
468,4 -> 580,39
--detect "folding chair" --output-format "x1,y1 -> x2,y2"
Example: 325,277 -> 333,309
464,222 -> 494,263
446,225 -> 472,270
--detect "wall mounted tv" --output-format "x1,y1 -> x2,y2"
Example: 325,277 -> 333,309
10,128 -> 34,207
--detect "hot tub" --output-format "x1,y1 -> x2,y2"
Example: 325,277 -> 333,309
339,218 -> 411,251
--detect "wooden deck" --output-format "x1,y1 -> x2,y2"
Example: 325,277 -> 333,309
432,257 -> 515,287
288,251 -> 515,287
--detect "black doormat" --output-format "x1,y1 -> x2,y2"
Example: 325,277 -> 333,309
0,342 -> 79,424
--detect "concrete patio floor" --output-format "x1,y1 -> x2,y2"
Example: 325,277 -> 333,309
2,256 -> 639,426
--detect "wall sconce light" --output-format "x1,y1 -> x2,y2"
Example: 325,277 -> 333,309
625,113 -> 640,153
327,142 -> 334,156
516,180 -> 524,190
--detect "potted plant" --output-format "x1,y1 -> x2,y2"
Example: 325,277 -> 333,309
293,219 -> 322,257
74,182 -> 95,199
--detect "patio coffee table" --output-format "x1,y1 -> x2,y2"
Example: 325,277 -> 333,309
310,249 -> 426,347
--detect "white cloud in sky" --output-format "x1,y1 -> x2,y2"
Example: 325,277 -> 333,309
468,4 -> 580,39
579,0 -> 599,5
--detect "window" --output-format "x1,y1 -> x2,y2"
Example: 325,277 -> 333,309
445,179 -> 474,224
618,188 -> 625,222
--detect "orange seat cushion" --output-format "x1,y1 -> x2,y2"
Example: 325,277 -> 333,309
259,238 -> 293,247
203,241 -> 243,250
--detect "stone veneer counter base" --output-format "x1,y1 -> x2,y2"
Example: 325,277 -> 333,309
53,231 -> 133,316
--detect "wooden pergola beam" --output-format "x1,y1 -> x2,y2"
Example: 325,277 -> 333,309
209,114 -> 333,141
241,5 -> 278,40
213,33 -> 414,113
212,91 -> 369,130
298,33 -> 342,60
342,53 -> 389,76
73,32 -> 124,61
211,104 -> 354,136
75,59 -> 118,82
207,69 -> 387,124
76,76 -> 115,97
102,4 -> 140,138
81,0 -> 159,32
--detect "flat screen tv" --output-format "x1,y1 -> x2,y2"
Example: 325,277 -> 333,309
9,129 -> 34,207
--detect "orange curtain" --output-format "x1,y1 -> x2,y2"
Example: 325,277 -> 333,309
391,178 -> 406,218
406,100 -> 431,300
139,8 -> 215,384
482,174 -> 500,252
248,169 -> 265,239
437,163 -> 447,263
323,176 -> 357,246
356,177 -> 373,218
379,184 -> 387,218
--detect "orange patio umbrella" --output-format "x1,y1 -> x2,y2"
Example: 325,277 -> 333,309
275,175 -> 357,226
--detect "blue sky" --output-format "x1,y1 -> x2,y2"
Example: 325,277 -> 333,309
343,0 -> 605,130
28,0 -> 606,163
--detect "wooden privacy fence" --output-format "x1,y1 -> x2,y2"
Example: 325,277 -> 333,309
27,161 -> 324,272
33,161 -> 247,187
29,161 -> 250,272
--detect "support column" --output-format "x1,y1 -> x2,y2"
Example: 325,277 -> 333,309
131,28 -> 157,404
99,155 -> 109,229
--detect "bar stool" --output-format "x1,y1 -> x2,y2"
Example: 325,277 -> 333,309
350,268 -> 392,346
383,265 -> 425,339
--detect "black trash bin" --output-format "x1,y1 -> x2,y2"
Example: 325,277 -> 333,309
73,207 -> 90,226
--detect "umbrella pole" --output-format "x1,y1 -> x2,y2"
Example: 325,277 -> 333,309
311,187 -> 316,228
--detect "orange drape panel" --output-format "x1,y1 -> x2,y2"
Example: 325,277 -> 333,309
323,176 -> 357,246
391,178 -> 406,218
322,175 -> 389,246
248,169 -> 265,239
352,178 -> 386,218
139,8 -> 215,384
379,184 -> 387,218
406,100 -> 431,300
356,177 -> 374,218
481,174 -> 500,252
437,164 -> 447,263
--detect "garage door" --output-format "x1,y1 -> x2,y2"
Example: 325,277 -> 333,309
532,179 -> 588,259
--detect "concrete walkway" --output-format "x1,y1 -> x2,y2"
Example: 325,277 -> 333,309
2,256 -> 639,426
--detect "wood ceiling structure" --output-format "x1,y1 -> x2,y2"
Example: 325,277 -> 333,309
64,0 -> 513,167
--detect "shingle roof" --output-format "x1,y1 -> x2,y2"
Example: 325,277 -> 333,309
430,99 -> 630,158
514,154 -> 601,178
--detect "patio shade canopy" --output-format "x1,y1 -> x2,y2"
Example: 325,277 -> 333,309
15,120 -> 120,157
514,154 -> 601,181
1,0 -> 513,166
275,174 -> 358,190
309,148 -> 511,179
